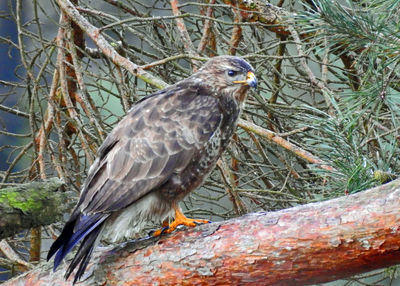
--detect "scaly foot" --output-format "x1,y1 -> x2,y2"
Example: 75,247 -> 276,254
151,207 -> 210,237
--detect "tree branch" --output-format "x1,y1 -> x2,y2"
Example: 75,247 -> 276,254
170,0 -> 201,70
223,0 -> 290,36
0,178 -> 75,240
238,119 -> 335,172
197,0 -> 216,54
56,0 -> 168,89
5,179 -> 400,285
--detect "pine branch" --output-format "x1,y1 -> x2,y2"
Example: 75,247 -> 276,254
5,179 -> 400,285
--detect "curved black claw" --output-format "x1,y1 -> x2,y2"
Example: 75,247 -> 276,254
160,225 -> 170,234
193,220 -> 212,225
148,226 -> 170,236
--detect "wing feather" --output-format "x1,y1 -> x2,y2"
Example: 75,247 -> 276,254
79,84 -> 222,214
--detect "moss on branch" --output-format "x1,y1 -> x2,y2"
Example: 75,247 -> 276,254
0,178 -> 76,239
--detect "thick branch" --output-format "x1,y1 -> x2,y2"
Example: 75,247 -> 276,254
0,178 -> 75,239
224,0 -> 290,36
6,179 -> 400,285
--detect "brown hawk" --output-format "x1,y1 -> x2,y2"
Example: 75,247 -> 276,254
47,55 -> 257,283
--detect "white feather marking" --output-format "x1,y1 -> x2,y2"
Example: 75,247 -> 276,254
101,193 -> 173,243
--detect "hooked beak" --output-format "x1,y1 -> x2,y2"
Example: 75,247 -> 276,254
233,71 -> 257,89
246,71 -> 257,89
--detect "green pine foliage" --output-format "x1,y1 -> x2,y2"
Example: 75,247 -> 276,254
293,0 -> 400,198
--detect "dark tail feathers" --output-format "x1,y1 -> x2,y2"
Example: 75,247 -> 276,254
47,213 -> 108,283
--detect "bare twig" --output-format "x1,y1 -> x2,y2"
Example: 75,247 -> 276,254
0,240 -> 33,270
197,0 -> 216,54
141,54 -> 206,70
217,158 -> 247,215
170,0 -> 201,70
57,0 -> 168,89
238,119 -> 336,172
288,25 -> 334,98
68,28 -> 105,141
228,2 -> 242,56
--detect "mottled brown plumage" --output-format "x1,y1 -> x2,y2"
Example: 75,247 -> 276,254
47,56 -> 256,283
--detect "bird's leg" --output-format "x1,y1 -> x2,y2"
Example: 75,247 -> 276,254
151,206 -> 210,237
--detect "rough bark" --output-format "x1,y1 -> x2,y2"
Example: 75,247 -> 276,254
4,179 -> 400,285
0,178 -> 75,239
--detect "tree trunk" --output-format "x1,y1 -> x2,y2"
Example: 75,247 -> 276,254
0,178 -> 75,239
4,179 -> 400,285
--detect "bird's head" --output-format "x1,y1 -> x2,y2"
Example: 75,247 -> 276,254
195,56 -> 257,102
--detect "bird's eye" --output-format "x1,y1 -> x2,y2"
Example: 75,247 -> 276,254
227,70 -> 237,77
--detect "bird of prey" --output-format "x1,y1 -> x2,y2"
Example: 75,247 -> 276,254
47,55 -> 257,283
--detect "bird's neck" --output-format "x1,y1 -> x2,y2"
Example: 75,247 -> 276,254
234,85 -> 250,103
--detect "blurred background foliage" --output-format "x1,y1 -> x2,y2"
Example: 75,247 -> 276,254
0,0 -> 399,283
